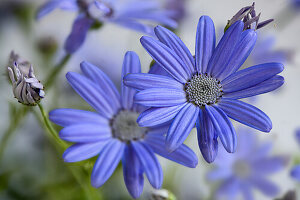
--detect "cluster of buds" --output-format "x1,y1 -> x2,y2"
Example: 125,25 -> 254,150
225,2 -> 274,32
7,51 -> 45,106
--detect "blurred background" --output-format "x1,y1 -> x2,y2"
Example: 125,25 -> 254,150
0,0 -> 300,199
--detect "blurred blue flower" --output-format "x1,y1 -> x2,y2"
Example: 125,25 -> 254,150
37,0 -> 177,54
49,51 -> 198,199
290,129 -> 300,181
291,0 -> 300,7
208,128 -> 286,200
124,15 -> 284,163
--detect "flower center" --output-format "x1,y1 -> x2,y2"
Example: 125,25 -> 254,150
185,74 -> 223,107
233,160 -> 251,178
111,110 -> 147,142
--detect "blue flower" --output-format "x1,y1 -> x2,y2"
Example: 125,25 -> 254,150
37,0 -> 177,54
49,51 -> 198,199
207,128 -> 286,200
124,15 -> 284,163
290,129 -> 300,181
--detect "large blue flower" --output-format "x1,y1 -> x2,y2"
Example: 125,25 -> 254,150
207,128 -> 286,200
49,51 -> 198,199
124,15 -> 284,163
37,0 -> 177,54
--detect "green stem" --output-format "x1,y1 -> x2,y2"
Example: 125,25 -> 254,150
37,103 -> 67,149
44,53 -> 71,88
0,107 -> 29,160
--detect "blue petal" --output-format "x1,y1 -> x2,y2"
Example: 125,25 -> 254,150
134,88 -> 186,107
240,182 -> 254,200
221,63 -> 284,93
144,134 -> 198,168
206,21 -> 244,76
91,139 -> 125,187
59,123 -> 111,143
137,103 -> 186,127
66,72 -> 115,118
154,25 -> 195,75
251,156 -> 286,175
223,75 -> 284,99
111,19 -> 155,36
64,14 -> 94,54
122,145 -> 144,199
80,61 -> 121,112
132,141 -> 163,189
148,63 -> 171,77
205,106 -> 237,153
36,0 -> 78,19
49,108 -> 108,127
291,165 -> 300,181
217,30 -> 257,80
166,103 -> 199,152
121,51 -> 142,110
63,140 -> 108,162
248,177 -> 279,197
196,108 -> 218,163
218,99 -> 272,132
195,15 -> 216,73
124,73 -> 183,91
140,36 -> 190,83
216,177 -> 240,199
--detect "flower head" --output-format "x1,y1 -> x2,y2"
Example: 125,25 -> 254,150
49,51 -> 198,199
225,2 -> 274,32
124,15 -> 284,163
7,52 -> 45,106
207,128 -> 287,200
37,0 -> 177,54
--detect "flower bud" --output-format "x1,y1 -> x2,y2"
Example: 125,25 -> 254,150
149,189 -> 176,200
7,52 -> 45,106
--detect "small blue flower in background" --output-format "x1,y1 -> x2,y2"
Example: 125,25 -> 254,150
207,128 -> 287,200
290,129 -> 300,181
37,0 -> 178,54
291,0 -> 300,8
124,15 -> 284,163
49,51 -> 198,199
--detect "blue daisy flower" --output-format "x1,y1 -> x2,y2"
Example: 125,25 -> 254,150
37,0 -> 177,54
49,51 -> 198,199
124,15 -> 284,163
207,128 -> 286,200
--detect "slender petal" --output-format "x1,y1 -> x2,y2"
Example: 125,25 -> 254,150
217,30 -> 257,80
112,19 -> 155,35
207,21 -> 244,76
240,182 -> 254,200
197,109 -> 218,163
218,99 -> 272,132
124,73 -> 183,91
122,145 -> 144,199
36,0 -> 78,19
166,103 -> 199,152
80,61 -> 121,111
195,15 -> 216,73
64,14 -> 94,54
66,72 -> 115,118
63,141 -> 108,162
223,75 -> 284,99
137,103 -> 186,127
140,36 -> 190,83
145,134 -> 198,168
251,157 -> 286,175
121,51 -> 142,110
134,88 -> 186,107
291,165 -> 300,181
249,177 -> 279,197
132,142 -> 163,189
206,106 -> 237,153
154,25 -> 195,75
91,139 -> 125,187
221,63 -> 284,93
216,177 -> 240,199
148,63 -> 171,77
49,108 -> 108,127
59,123 -> 111,143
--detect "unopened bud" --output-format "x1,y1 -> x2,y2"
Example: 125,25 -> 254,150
149,189 -> 176,200
225,2 -> 274,32
7,52 -> 45,106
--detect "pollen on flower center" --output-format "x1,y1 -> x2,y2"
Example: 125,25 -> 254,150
233,160 -> 251,178
111,110 -> 147,142
185,74 -> 223,107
